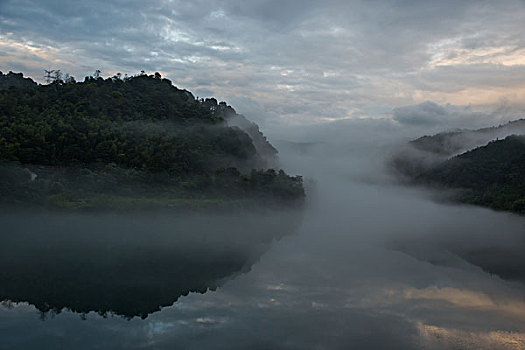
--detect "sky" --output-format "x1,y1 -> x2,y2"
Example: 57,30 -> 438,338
1,0 -> 525,129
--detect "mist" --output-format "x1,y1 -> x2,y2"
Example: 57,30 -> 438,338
2,0 -> 525,346
2,115 -> 525,349
0,209 -> 303,319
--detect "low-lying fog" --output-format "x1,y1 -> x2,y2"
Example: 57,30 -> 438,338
2,118 -> 525,349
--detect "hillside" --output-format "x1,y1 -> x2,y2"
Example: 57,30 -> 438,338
200,98 -> 279,167
411,119 -> 525,156
389,118 -> 525,214
416,135 -> 525,214
0,71 -> 37,90
0,72 -> 304,210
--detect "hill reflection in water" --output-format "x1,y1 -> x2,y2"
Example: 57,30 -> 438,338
0,210 -> 302,319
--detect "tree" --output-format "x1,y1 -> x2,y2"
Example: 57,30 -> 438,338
53,70 -> 63,83
44,69 -> 55,84
64,74 -> 76,84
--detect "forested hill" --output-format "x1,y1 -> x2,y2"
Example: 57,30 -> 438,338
416,135 -> 525,214
0,72 -> 304,210
0,71 -> 37,90
200,97 -> 279,166
410,119 -> 525,156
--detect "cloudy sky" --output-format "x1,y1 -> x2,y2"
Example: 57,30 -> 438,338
1,0 -> 524,128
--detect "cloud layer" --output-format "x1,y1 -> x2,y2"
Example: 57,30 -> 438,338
1,0 -> 524,127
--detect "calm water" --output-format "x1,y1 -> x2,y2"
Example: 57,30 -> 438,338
2,139 -> 525,349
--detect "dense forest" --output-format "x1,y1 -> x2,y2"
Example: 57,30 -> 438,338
0,71 -> 37,90
410,119 -> 525,156
0,71 -> 304,210
416,135 -> 525,214
391,123 -> 525,214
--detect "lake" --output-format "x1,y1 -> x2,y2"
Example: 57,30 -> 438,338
2,137 -> 525,349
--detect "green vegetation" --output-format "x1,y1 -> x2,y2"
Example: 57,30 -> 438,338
410,119 -> 525,156
0,72 -> 304,210
0,71 -> 37,90
410,131 -> 464,155
416,135 -> 525,214
391,120 -> 525,215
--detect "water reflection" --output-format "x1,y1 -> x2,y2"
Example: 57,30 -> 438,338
389,211 -> 525,283
3,123 -> 525,349
0,210 -> 302,319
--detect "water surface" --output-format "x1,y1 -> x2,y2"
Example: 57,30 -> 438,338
2,138 -> 525,349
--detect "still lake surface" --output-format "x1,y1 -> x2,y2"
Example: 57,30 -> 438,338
2,139 -> 525,349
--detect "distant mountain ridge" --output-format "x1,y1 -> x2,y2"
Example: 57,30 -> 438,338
411,119 -> 525,156
390,119 -> 525,214
417,135 -> 525,214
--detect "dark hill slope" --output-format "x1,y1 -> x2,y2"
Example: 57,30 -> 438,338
411,119 -> 525,156
0,71 -> 37,90
201,98 -> 278,167
0,74 -> 261,172
417,135 -> 525,213
0,74 -> 304,210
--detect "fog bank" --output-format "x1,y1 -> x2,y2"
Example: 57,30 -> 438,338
2,117 -> 525,349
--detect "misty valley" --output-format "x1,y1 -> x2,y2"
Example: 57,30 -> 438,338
2,71 -> 525,349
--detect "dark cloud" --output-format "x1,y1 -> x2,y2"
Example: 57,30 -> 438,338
392,100 -> 522,130
393,101 -> 452,126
